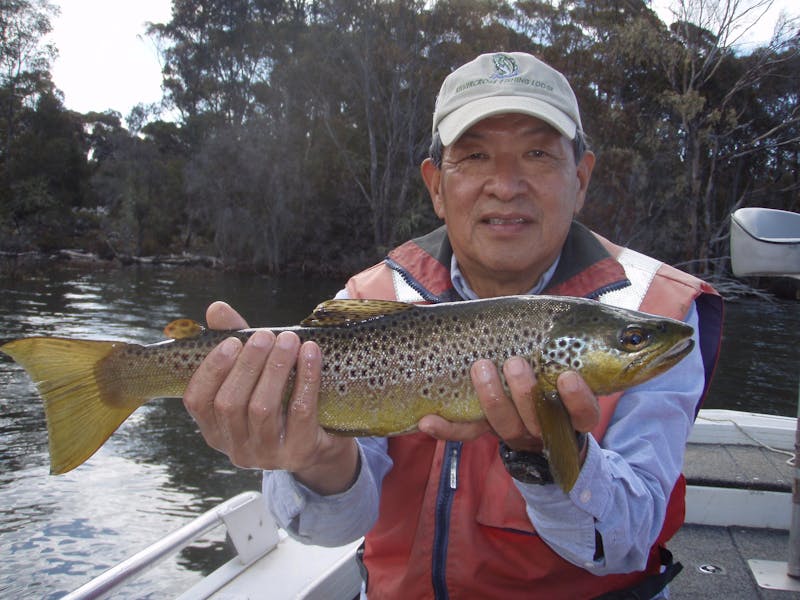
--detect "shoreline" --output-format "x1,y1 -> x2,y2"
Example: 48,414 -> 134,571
1,249 -> 797,301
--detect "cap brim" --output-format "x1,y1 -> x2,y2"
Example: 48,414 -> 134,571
437,96 -> 577,146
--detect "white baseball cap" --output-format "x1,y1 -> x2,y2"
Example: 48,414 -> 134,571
432,52 -> 583,145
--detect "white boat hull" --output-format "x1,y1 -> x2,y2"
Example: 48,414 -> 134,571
61,408 -> 797,599
730,207 -> 800,278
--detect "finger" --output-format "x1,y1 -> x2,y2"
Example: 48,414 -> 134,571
502,357 -> 541,439
254,330 -> 302,441
471,359 -> 528,443
557,371 -> 600,433
206,301 -> 249,330
214,330 -> 275,445
183,336 -> 242,446
418,414 -> 490,441
283,341 -> 324,461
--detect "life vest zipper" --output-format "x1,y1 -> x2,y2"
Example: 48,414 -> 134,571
432,441 -> 460,599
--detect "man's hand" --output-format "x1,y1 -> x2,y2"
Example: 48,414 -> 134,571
182,301 -> 359,495
418,357 -> 600,457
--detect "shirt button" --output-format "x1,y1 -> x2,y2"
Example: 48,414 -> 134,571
579,489 -> 591,504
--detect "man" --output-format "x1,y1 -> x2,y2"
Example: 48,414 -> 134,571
184,52 -> 722,598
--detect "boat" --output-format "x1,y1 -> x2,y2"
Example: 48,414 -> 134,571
60,207 -> 800,598
55,409 -> 796,599
730,207 -> 800,279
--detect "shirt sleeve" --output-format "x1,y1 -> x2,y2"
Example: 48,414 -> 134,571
516,302 -> 704,574
263,437 -> 392,547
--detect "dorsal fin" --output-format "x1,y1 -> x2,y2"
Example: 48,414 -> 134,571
300,299 -> 414,327
163,319 -> 205,340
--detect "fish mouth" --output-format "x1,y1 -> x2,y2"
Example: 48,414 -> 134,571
660,337 -> 694,363
641,337 -> 694,372
624,337 -> 694,377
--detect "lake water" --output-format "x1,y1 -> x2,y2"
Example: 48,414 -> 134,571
0,262 -> 798,598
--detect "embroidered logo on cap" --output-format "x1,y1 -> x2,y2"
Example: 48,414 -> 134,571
491,53 -> 519,79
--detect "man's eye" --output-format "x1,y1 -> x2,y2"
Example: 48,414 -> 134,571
466,152 -> 487,160
528,150 -> 547,158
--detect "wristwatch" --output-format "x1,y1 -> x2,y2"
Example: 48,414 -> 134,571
498,432 -> 588,485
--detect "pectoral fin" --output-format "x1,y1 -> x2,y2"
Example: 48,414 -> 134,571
534,388 -> 580,492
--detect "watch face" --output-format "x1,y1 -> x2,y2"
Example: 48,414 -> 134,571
499,443 -> 554,485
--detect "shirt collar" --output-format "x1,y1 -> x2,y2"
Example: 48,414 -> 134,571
450,254 -> 562,300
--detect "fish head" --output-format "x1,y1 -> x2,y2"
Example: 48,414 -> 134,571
540,300 -> 695,394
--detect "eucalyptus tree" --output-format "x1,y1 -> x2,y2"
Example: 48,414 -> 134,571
620,0 -> 800,271
0,0 -> 59,160
0,0 -> 93,250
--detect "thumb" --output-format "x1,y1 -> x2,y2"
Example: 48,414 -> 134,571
206,301 -> 249,330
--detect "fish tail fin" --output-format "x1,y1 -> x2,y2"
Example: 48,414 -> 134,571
1,337 -> 143,475
536,390 -> 580,493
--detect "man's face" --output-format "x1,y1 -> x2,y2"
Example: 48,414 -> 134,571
421,113 -> 595,298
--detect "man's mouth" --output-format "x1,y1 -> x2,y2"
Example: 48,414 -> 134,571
484,217 -> 527,225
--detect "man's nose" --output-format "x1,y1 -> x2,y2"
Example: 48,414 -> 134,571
485,156 -> 526,200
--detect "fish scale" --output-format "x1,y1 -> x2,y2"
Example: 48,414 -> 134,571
306,298 -> 558,435
0,294 -> 694,491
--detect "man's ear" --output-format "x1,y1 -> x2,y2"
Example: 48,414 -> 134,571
573,150 -> 595,215
421,158 -> 445,219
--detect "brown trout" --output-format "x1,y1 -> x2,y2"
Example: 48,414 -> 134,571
0,296 -> 694,491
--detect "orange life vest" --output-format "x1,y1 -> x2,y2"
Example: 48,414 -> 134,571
346,223 -> 722,599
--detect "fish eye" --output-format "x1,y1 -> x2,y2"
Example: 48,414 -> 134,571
620,326 -> 649,350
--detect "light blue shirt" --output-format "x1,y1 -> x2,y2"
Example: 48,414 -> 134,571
262,258 -> 705,581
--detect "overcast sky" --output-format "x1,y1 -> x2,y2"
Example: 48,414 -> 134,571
47,0 -> 171,117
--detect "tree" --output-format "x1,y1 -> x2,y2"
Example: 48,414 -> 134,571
89,115 -> 189,257
0,0 -> 63,248
306,0 -> 436,251
183,120 -> 296,271
646,0 -> 799,272
549,0 -> 800,274
0,0 -> 58,161
0,93 -> 90,250
5,0 -> 795,277
148,0 -> 310,129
